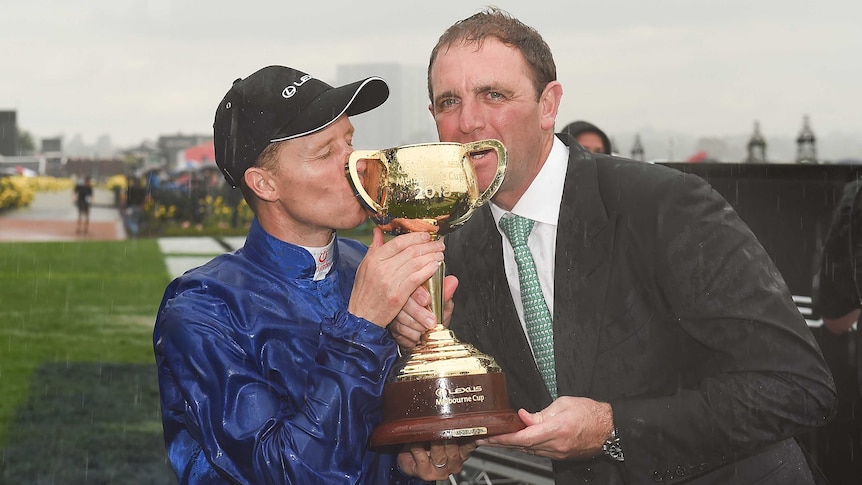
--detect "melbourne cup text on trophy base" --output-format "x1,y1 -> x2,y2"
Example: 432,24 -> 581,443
370,324 -> 526,446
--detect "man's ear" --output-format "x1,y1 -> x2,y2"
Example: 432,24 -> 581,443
539,81 -> 563,132
244,167 -> 278,202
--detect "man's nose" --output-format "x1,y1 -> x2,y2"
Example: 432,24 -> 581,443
458,99 -> 484,135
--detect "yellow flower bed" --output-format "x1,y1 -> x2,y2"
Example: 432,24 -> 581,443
0,176 -> 75,211
105,174 -> 127,192
29,176 -> 75,192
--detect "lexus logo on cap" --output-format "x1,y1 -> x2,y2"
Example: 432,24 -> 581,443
282,74 -> 314,99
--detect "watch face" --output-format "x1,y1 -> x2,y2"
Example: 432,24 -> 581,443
603,432 -> 625,462
604,440 -> 625,461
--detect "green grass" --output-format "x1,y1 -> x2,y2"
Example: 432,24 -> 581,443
0,240 -> 174,483
0,232 -> 380,483
2,363 -> 176,484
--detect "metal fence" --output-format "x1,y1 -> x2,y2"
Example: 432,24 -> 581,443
439,448 -> 554,485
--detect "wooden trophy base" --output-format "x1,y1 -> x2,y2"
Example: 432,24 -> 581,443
370,372 -> 525,448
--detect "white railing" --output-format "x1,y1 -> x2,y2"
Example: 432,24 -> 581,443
440,447 -> 553,485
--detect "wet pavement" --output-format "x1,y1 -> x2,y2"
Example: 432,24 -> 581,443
0,188 -> 245,279
0,188 -> 125,241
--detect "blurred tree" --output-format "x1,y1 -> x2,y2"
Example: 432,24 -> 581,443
122,152 -> 143,172
16,128 -> 34,155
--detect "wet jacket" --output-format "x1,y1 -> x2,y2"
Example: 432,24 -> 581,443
154,219 -> 422,484
445,137 -> 836,483
816,179 -> 862,319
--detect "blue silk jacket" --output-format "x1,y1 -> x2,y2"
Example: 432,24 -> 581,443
154,219 -> 423,484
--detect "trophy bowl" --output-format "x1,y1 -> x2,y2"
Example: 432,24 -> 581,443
346,140 -> 525,447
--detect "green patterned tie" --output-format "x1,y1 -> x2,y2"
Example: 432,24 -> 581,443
499,214 -> 557,400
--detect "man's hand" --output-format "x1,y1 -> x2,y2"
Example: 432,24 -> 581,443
397,439 -> 477,480
349,228 -> 445,327
390,275 -> 458,349
824,308 -> 860,334
475,397 -> 614,461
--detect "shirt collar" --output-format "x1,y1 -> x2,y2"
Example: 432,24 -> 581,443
491,136 -> 568,224
243,218 -> 338,280
301,235 -> 336,281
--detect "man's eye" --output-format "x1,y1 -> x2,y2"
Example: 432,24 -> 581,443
488,91 -> 503,100
438,98 -> 458,110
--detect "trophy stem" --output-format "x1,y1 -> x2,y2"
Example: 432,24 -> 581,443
425,258 -> 445,329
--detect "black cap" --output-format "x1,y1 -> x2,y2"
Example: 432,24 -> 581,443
213,65 -> 389,187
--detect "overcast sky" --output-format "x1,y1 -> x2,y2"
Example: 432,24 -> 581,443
2,0 -> 860,148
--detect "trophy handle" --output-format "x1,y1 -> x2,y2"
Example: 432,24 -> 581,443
347,150 -> 387,214
462,139 -> 507,208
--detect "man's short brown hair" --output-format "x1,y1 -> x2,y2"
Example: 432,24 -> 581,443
427,7 -> 557,102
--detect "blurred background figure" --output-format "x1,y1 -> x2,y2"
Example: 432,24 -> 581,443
123,175 -> 149,237
561,120 -> 612,155
73,175 -> 93,234
812,177 -> 862,485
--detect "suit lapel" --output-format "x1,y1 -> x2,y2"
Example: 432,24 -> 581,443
462,207 -> 551,410
553,145 -> 615,398
449,141 -> 617,407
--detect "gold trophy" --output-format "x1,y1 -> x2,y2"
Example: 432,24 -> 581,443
346,140 -> 525,447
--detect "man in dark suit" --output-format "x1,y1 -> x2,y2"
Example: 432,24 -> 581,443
392,7 -> 836,484
811,178 -> 862,484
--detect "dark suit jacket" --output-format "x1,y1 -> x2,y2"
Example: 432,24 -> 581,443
445,137 -> 836,483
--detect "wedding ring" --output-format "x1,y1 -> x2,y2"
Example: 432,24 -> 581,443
432,459 -> 448,469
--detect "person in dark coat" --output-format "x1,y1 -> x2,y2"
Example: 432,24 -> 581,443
393,7 -> 836,484
124,176 -> 148,237
811,178 -> 862,485
73,175 -> 93,234
561,120 -> 612,155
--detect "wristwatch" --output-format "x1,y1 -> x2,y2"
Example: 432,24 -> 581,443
602,428 -> 625,462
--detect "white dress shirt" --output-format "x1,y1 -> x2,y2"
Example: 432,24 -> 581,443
490,136 -> 568,356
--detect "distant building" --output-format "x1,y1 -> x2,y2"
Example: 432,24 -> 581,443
65,158 -> 126,181
41,137 -> 62,153
399,65 -> 438,144
120,141 -> 162,173
630,134 -> 645,161
796,115 -> 817,164
745,121 -> 767,163
335,63 -> 436,149
0,110 -> 17,156
0,155 -> 41,176
157,134 -> 211,172
336,63 -> 401,149
41,136 -> 64,176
